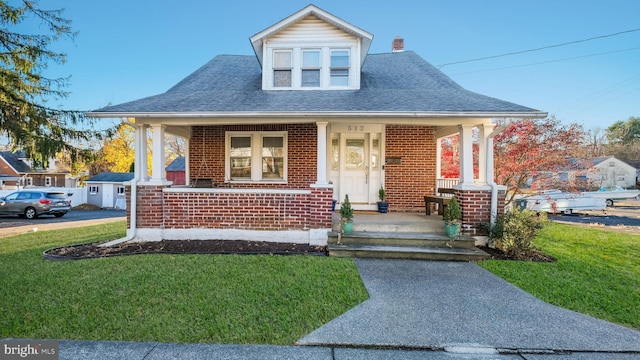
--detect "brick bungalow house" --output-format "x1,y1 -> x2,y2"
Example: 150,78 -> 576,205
88,5 -> 545,245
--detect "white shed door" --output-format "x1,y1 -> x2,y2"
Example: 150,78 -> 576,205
103,185 -> 114,208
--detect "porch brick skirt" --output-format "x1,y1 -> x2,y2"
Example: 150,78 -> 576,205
129,185 -> 333,233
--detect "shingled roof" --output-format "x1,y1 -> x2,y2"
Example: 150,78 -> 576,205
85,172 -> 134,183
0,151 -> 32,174
89,51 -> 543,117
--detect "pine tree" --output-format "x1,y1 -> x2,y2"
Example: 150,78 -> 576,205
0,1 -> 106,166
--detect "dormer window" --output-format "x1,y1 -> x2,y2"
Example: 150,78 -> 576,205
330,50 -> 350,86
301,50 -> 321,87
273,50 -> 292,87
268,48 -> 354,90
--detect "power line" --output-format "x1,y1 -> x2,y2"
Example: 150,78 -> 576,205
448,47 -> 640,76
437,28 -> 640,69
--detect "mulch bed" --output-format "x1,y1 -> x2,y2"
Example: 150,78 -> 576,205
44,240 -> 555,262
478,246 -> 557,262
44,240 -> 328,260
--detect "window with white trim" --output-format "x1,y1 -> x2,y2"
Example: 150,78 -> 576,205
301,49 -> 321,87
227,132 -> 287,182
117,186 -> 126,195
89,186 -> 99,194
330,49 -> 350,86
26,177 -> 33,186
268,48 -> 353,90
273,50 -> 292,87
45,177 -> 52,187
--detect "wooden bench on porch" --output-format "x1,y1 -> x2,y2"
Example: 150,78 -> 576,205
424,188 -> 455,216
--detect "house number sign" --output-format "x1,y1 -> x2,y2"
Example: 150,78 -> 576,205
331,124 -> 383,133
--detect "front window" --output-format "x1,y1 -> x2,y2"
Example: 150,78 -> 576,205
89,186 -> 99,194
230,136 -> 252,179
117,186 -> 125,195
330,49 -> 350,86
45,177 -> 51,187
262,137 -> 284,179
227,132 -> 287,182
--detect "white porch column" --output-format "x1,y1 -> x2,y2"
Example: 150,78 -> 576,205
436,137 -> 442,179
477,124 -> 492,185
150,124 -> 167,183
134,124 -> 148,181
315,121 -> 329,185
459,125 -> 475,185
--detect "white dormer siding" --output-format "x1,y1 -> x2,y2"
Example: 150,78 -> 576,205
261,16 -> 361,91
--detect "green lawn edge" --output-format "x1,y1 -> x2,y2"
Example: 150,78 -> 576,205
479,222 -> 640,330
0,222 -> 368,344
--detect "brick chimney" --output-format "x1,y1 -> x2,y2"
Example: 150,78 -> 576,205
392,36 -> 404,52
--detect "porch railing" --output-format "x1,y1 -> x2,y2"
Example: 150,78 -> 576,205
436,178 -> 459,196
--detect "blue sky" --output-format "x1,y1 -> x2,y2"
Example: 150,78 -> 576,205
39,0 -> 640,131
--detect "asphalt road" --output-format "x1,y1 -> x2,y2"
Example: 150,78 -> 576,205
0,209 -> 126,238
548,199 -> 640,234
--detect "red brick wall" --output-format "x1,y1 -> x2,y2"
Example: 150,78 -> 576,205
190,124 -> 316,189
133,185 -> 166,228
128,185 -> 334,232
384,125 -> 437,212
456,188 -> 506,235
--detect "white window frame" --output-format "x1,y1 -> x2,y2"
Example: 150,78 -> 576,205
25,177 -> 33,187
45,176 -> 52,187
273,49 -> 293,88
266,46 -> 355,90
330,49 -> 350,87
89,185 -> 99,194
225,131 -> 288,183
117,186 -> 126,195
301,49 -> 321,87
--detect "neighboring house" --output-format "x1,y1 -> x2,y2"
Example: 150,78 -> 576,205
0,151 -> 70,190
88,5 -> 545,244
537,156 -> 638,190
165,157 -> 186,186
84,172 -> 134,209
587,156 -> 637,189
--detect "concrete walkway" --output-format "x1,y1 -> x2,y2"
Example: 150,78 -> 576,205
299,259 -> 640,354
6,260 -> 640,359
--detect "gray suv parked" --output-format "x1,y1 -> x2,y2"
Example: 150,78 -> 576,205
0,190 -> 71,219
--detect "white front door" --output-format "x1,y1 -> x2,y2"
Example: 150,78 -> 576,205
343,136 -> 368,203
330,124 -> 384,209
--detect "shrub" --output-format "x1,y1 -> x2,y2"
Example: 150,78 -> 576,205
443,196 -> 461,224
489,208 -> 548,259
340,194 -> 353,222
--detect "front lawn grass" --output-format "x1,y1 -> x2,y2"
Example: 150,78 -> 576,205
0,222 -> 368,344
479,222 -> 640,330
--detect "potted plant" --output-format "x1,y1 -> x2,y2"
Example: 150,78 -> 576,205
377,186 -> 389,213
443,196 -> 461,238
340,194 -> 354,235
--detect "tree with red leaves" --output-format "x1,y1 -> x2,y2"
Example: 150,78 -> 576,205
494,117 -> 588,204
440,134 -> 479,179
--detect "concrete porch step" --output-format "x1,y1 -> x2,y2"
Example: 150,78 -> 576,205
328,231 -> 477,249
327,231 -> 489,261
328,243 -> 489,261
